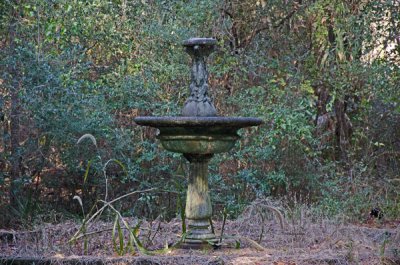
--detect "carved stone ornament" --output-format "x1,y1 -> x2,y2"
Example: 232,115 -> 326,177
182,38 -> 217,117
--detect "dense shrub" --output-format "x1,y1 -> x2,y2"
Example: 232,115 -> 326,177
0,0 -> 399,226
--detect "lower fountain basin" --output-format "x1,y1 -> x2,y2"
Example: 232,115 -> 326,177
134,116 -> 263,154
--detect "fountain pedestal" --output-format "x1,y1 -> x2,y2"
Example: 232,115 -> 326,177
134,38 -> 262,249
183,154 -> 216,246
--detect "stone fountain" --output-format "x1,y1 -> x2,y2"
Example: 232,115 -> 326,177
134,38 -> 262,248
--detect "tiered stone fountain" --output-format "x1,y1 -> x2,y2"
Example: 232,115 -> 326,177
134,38 -> 262,248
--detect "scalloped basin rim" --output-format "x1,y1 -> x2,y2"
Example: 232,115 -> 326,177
134,116 -> 263,128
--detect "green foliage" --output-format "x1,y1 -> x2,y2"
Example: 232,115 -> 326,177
0,0 -> 399,226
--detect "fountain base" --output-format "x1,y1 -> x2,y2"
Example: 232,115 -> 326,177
181,219 -> 218,249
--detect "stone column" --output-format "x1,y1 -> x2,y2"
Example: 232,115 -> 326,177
183,154 -> 216,247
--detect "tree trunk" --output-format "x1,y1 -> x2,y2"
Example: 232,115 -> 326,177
334,99 -> 352,162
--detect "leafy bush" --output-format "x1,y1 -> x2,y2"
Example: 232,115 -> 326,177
0,0 -> 399,226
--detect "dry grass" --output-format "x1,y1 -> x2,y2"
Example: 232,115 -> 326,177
1,200 -> 399,265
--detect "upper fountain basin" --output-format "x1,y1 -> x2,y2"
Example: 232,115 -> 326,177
134,116 -> 263,155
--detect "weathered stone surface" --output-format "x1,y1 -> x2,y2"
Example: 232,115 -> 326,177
184,154 -> 213,220
181,154 -> 216,245
182,38 -> 217,47
134,116 -> 262,247
134,116 -> 263,128
133,37 -> 263,249
134,117 -> 262,155
181,38 -> 217,117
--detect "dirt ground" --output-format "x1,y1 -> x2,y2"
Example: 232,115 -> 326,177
1,201 -> 399,265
